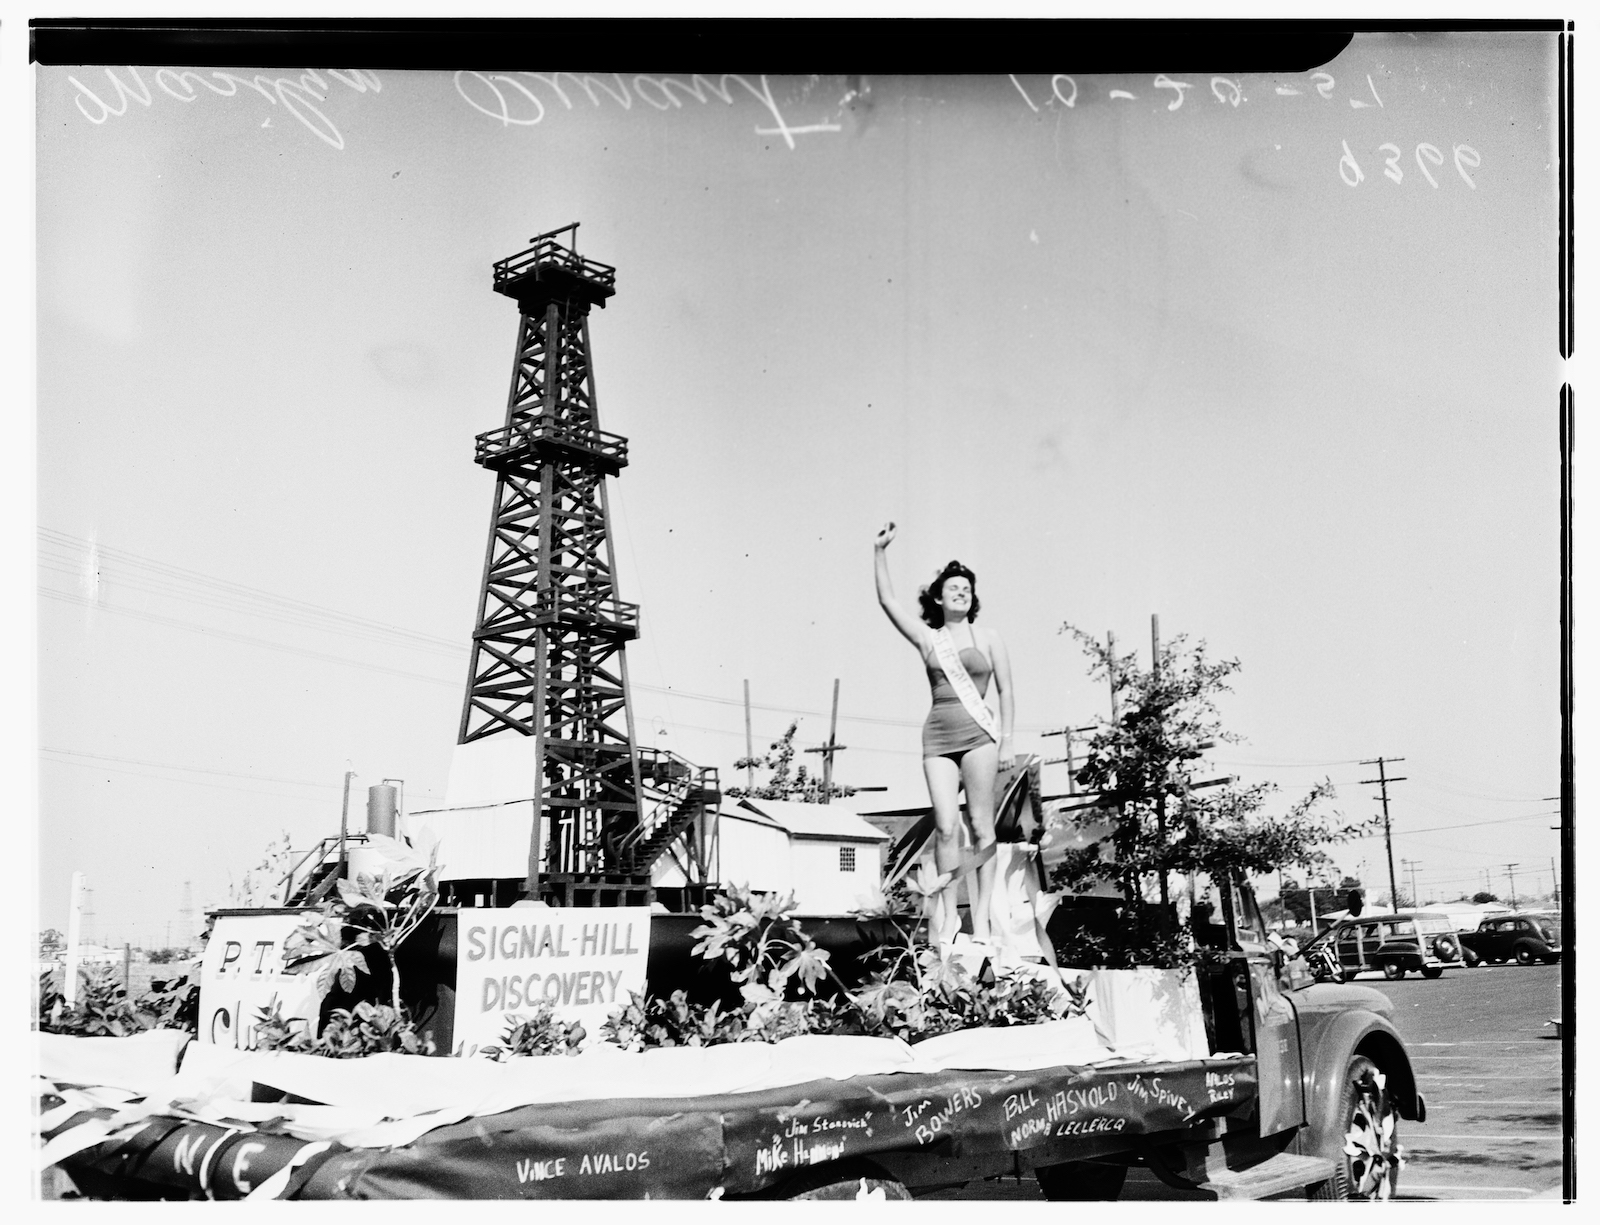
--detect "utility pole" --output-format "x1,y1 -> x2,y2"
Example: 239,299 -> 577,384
1551,855 -> 1559,907
1042,722 -> 1097,794
803,679 -> 847,804
1360,757 -> 1406,912
1504,863 -> 1520,910
1401,858 -> 1420,910
743,679 -> 754,795
1106,631 -> 1119,720
1151,614 -> 1170,918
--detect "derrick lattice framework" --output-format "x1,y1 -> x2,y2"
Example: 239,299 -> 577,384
459,224 -> 645,903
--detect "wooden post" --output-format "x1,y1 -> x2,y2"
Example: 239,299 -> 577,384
1065,725 -> 1075,795
123,943 -> 132,992
743,679 -> 754,794
823,679 -> 841,803
339,771 -> 355,881
64,872 -> 85,1007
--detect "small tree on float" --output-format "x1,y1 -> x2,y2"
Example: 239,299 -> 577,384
1049,625 -> 1376,964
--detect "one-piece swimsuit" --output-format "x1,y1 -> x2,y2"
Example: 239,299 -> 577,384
921,638 -> 994,758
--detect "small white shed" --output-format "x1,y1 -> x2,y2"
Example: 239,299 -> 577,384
655,797 -> 891,915
738,798 -> 891,915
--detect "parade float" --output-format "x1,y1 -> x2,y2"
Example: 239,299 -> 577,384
37,229 -> 1421,1201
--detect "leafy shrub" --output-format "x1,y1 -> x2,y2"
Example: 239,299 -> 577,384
597,886 -> 1083,1053
283,852 -> 439,1012
603,990 -> 744,1050
691,885 -> 836,997
38,965 -> 198,1037
481,1005 -> 586,1060
252,999 -> 434,1058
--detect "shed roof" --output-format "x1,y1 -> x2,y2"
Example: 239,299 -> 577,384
735,798 -> 891,844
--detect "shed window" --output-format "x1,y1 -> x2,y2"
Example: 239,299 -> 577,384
839,846 -> 856,873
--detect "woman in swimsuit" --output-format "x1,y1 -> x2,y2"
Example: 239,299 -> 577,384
873,522 -> 1013,946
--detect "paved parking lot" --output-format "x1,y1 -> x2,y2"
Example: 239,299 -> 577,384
1369,960 -> 1564,1201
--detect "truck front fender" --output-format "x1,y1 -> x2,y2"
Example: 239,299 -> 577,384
1295,1002 -> 1424,1162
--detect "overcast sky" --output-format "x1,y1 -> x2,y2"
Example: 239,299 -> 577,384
32,35 -> 1564,941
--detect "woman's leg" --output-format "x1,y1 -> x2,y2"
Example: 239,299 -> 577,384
958,741 -> 1001,944
922,754 -> 965,944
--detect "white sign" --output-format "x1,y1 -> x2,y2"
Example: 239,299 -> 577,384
199,912 -> 324,1049
452,908 -> 652,1055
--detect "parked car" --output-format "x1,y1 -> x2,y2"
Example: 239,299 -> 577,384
1302,911 -> 1465,981
1457,911 -> 1562,965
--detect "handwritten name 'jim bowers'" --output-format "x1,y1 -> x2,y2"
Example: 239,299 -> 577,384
466,920 -> 642,1013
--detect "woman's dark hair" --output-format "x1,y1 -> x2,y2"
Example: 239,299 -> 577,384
917,560 -> 980,628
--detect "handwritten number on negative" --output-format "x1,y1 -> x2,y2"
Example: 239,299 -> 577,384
1153,75 -> 1192,111
1415,143 -> 1444,188
1339,140 -> 1364,187
1453,144 -> 1482,189
1379,143 -> 1403,184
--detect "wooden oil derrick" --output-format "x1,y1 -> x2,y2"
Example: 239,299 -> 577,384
460,224 -> 717,908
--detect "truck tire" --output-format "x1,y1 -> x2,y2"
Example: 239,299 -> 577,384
1307,1055 -> 1403,1200
1381,959 -> 1405,980
1420,966 -> 1443,979
770,1161 -> 913,1201
1034,1159 -> 1129,1201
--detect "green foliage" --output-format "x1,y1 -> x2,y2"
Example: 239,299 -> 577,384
1051,624 -> 1375,964
1048,918 -> 1199,971
284,848 -> 439,1011
691,884 -> 838,998
146,947 -> 192,965
39,928 -> 65,958
727,720 -> 856,802
252,999 -> 434,1058
140,973 -> 200,1035
481,1006 -> 587,1060
598,886 -> 1085,1053
600,988 -> 821,1050
37,965 -> 198,1037
849,946 -> 1080,1041
229,830 -> 297,907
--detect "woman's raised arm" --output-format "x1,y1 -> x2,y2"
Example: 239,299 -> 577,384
874,523 -> 928,649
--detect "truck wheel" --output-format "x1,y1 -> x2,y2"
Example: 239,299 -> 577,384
1420,967 -> 1443,979
1034,1160 -> 1129,1201
1381,959 -> 1405,980
1310,1055 -> 1403,1200
1515,946 -> 1536,966
772,1161 -> 912,1201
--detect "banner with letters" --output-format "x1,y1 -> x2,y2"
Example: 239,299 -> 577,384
452,907 -> 652,1055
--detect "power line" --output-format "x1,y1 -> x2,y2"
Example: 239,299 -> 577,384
1349,810 -> 1560,838
38,527 -> 463,653
42,747 -> 350,790
40,587 -> 464,689
42,755 -> 360,803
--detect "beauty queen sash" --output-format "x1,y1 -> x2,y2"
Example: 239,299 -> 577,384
930,627 -> 1000,744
